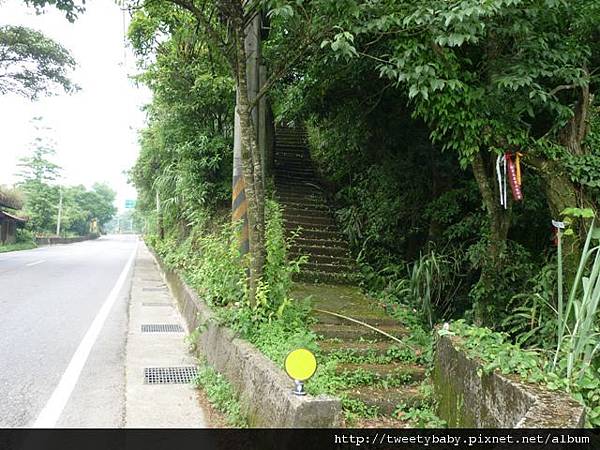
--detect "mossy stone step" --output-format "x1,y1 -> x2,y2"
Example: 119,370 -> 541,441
281,201 -> 330,211
277,186 -> 324,196
291,252 -> 353,266
292,236 -> 349,249
274,153 -> 311,160
318,340 -> 397,356
276,187 -> 325,197
278,196 -> 328,207
284,215 -> 337,228
311,310 -> 398,327
291,244 -> 348,258
274,161 -> 315,170
293,270 -> 356,285
275,143 -> 307,148
291,251 -> 351,264
274,170 -> 317,178
301,261 -> 354,275
345,385 -> 422,416
274,170 -> 319,179
335,363 -> 426,383
274,157 -> 310,164
283,207 -> 332,218
286,228 -> 346,242
311,323 -> 407,341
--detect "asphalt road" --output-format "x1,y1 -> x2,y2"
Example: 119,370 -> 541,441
0,235 -> 138,427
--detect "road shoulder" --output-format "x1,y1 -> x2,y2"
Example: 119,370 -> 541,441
124,243 -> 206,427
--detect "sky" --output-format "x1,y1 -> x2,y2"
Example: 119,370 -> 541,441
0,0 -> 151,211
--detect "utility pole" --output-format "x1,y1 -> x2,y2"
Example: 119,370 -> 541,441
56,188 -> 63,236
156,190 -> 163,239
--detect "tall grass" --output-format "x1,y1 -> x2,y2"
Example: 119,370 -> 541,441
403,250 -> 461,328
553,219 -> 600,382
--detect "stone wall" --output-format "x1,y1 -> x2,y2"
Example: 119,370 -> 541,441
150,249 -> 343,428
36,234 -> 99,246
433,335 -> 586,427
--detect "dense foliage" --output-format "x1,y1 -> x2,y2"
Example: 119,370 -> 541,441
128,0 -> 600,428
128,7 -> 235,233
271,0 -> 600,325
14,135 -> 117,236
0,25 -> 77,98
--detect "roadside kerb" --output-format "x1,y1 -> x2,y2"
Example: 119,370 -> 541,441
149,247 -> 343,428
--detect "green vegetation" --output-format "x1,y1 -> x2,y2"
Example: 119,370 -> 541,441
446,320 -> 600,427
194,359 -> 248,428
394,402 -> 447,429
150,198 -> 316,362
7,121 -> 117,238
0,242 -> 37,253
0,25 -> 77,99
127,0 -> 600,429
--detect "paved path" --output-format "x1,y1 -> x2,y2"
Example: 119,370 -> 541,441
0,235 -> 137,427
124,244 -> 206,427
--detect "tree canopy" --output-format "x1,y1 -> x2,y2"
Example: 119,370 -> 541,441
128,0 -> 599,317
0,25 -> 77,98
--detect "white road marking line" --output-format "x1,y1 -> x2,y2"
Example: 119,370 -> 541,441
26,260 -> 46,267
33,244 -> 138,428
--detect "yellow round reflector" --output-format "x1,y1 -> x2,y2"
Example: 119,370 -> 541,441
284,348 -> 317,381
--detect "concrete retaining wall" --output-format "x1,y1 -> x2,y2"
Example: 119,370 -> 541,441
150,249 -> 343,428
433,335 -> 586,427
36,234 -> 99,246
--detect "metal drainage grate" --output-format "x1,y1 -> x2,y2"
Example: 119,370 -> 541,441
142,302 -> 172,307
142,287 -> 166,292
144,366 -> 198,385
141,324 -> 184,333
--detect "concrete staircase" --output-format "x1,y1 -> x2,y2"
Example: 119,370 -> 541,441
274,125 -> 355,284
292,283 -> 427,427
275,126 -> 428,427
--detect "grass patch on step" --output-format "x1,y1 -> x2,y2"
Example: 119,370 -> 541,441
194,359 -> 248,428
393,384 -> 447,428
0,242 -> 37,253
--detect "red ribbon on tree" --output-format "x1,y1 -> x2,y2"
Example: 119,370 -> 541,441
506,152 -> 523,201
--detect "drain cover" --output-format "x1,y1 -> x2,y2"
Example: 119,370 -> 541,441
144,366 -> 198,384
142,302 -> 172,307
141,324 -> 184,333
142,287 -> 166,292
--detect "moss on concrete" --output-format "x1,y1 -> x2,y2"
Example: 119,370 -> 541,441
433,335 -> 585,427
291,282 -> 390,322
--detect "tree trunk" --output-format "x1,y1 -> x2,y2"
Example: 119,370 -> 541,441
233,15 -> 266,305
527,83 -> 594,282
471,150 -> 511,325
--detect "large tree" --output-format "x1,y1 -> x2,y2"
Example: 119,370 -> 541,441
0,25 -> 77,98
15,137 -> 62,233
22,0 -> 85,22
128,0 -> 341,302
317,0 -> 600,323
0,0 -> 85,98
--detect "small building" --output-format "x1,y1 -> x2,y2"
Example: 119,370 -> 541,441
0,190 -> 27,245
0,210 -> 26,245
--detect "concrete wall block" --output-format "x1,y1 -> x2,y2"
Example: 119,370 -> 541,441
36,234 -> 99,246
434,335 -> 585,428
151,248 -> 343,428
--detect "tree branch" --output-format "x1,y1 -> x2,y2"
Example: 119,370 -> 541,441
247,29 -> 327,112
168,0 -> 236,70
